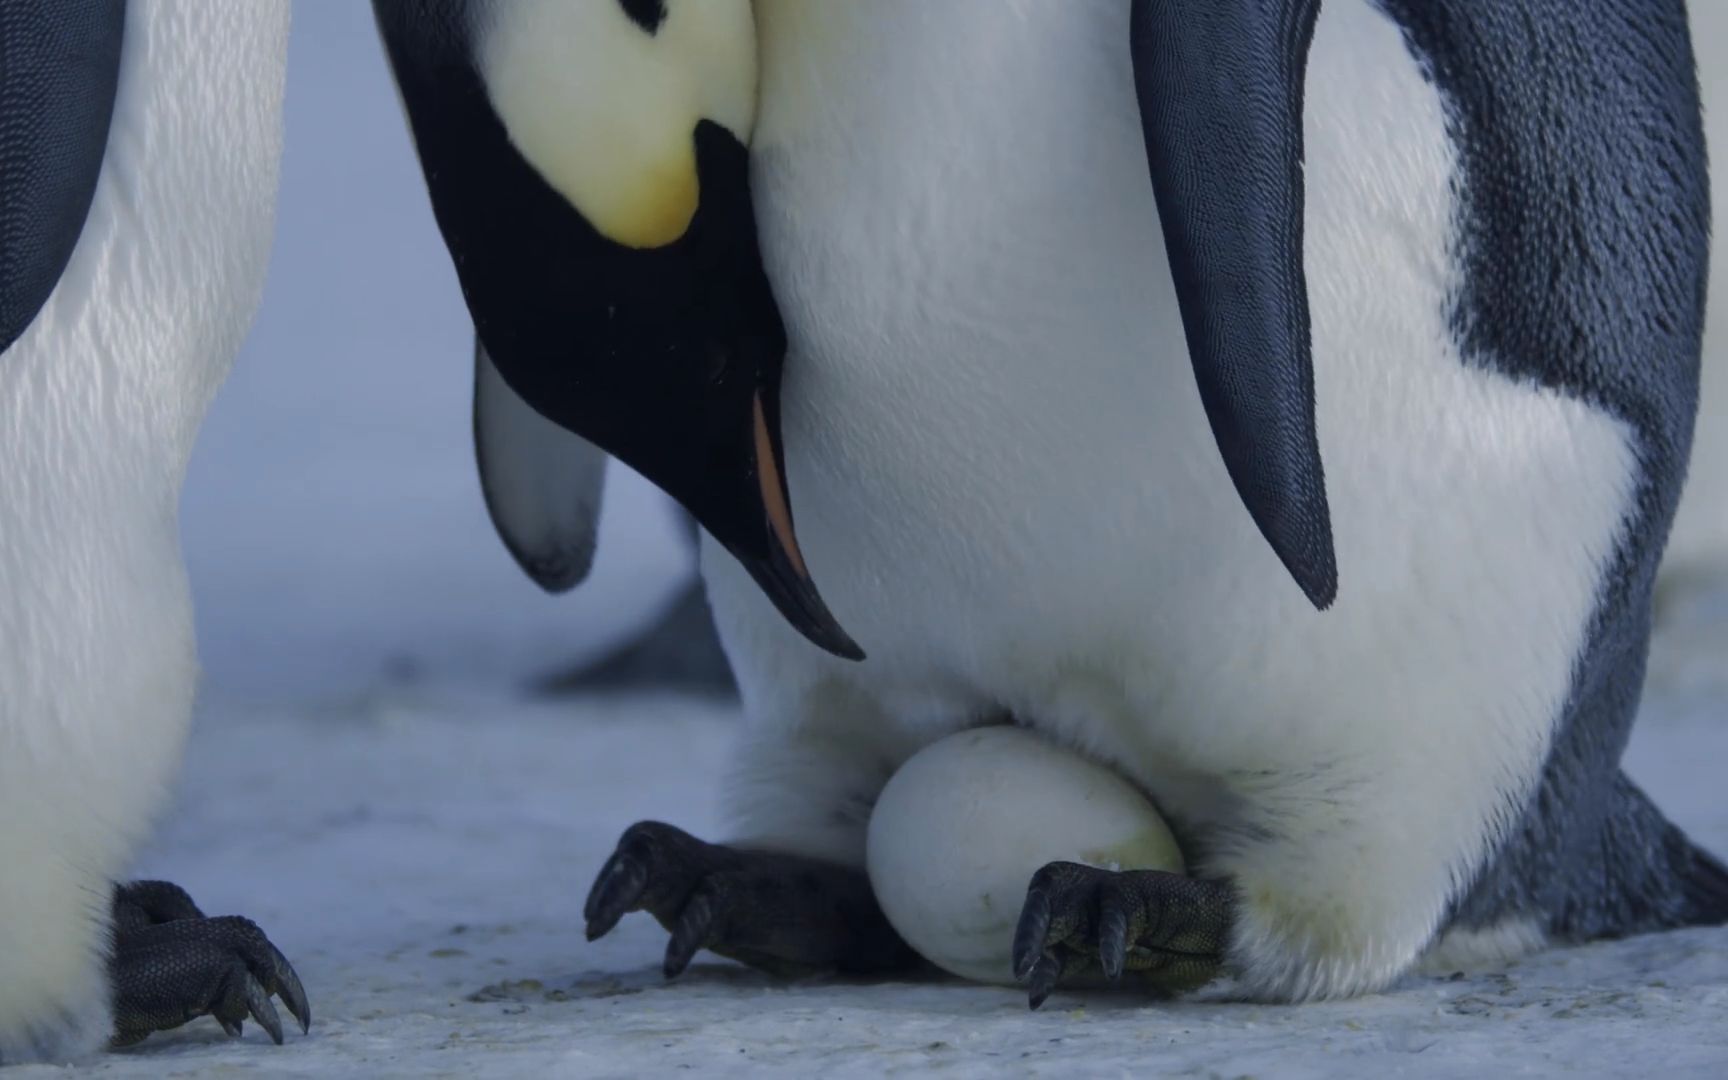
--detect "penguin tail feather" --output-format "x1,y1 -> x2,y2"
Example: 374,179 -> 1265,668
1680,840 -> 1728,925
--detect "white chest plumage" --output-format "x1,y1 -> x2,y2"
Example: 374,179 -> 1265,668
0,1 -> 288,1059
703,0 -> 1635,998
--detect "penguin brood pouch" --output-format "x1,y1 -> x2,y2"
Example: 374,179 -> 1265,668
378,0 -> 1724,1007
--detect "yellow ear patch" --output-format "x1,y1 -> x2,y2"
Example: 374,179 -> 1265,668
476,0 -> 758,250
565,136 -> 701,250
621,159 -> 701,251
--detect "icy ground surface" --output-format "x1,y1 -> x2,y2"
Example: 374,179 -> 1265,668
5,592 -> 1724,1077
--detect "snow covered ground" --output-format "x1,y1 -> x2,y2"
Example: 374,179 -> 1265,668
4,607 -> 1720,1079
12,4 -> 1727,1077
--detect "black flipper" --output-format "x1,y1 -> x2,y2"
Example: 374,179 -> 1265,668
1129,0 -> 1336,608
0,0 -> 126,357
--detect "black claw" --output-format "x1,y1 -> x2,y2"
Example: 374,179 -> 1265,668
1027,950 -> 1064,1011
244,973 -> 285,1046
581,854 -> 614,928
271,945 -> 312,1035
663,886 -> 717,978
1099,912 -> 1126,974
581,851 -> 621,924
584,849 -> 648,941
1012,880 -> 1052,981
1009,862 -> 1234,1007
109,879 -> 311,1049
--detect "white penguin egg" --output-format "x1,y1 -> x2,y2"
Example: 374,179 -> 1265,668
866,726 -> 1183,985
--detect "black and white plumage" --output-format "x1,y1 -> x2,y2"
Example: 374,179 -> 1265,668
381,0 -> 1723,1005
1,1 -> 305,1061
374,0 -> 860,662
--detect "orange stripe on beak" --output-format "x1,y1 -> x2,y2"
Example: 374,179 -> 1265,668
753,391 -> 810,578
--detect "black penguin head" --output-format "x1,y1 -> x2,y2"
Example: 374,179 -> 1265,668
374,0 -> 863,660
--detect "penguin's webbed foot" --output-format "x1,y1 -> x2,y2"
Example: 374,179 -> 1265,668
108,880 -> 310,1049
583,821 -> 919,978
1012,862 -> 1232,1009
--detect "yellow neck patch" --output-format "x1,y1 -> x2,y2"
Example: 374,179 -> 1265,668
476,0 -> 758,250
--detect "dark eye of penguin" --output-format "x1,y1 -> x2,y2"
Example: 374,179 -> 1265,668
617,0 -> 667,35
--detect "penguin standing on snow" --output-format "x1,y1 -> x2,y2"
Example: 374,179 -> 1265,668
379,0 -> 1723,1007
1,1 -> 307,1061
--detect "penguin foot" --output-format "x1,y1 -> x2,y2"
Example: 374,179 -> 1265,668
108,880 -> 310,1049
1012,862 -> 1232,1010
583,821 -> 918,978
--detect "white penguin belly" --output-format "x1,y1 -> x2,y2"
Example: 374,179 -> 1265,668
715,0 -> 1637,996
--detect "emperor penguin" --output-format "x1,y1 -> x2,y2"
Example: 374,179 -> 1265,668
379,0 -> 1724,1007
1,1 -> 307,1061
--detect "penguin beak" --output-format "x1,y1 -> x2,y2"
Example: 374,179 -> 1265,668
587,122 -> 862,663
488,143 -> 866,663
462,120 -> 863,661
732,392 -> 866,661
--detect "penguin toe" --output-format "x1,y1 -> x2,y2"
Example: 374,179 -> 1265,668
1012,861 -> 1232,1009
107,881 -> 309,1050
583,820 -> 918,978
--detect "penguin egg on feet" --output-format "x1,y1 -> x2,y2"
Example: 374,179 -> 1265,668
865,726 -> 1183,985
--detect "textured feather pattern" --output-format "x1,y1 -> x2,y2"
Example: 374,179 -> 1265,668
0,0 -> 125,356
703,0 -> 1705,1002
1374,0 -> 1717,942
0,1 -> 287,1063
1130,0 -> 1335,609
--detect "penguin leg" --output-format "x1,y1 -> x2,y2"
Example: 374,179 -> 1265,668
108,880 -> 310,1049
583,821 -> 920,978
1010,862 -> 1232,1009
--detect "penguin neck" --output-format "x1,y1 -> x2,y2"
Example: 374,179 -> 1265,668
747,0 -> 1201,498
